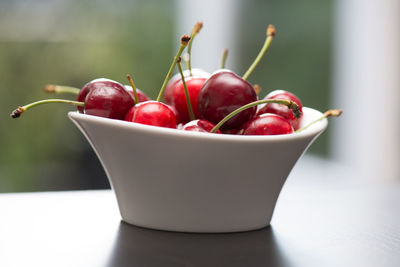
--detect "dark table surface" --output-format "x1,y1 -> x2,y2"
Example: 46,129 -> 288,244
1,157 -> 400,267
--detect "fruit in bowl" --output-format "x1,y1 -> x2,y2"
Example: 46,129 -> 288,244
10,22 -> 341,232
68,106 -> 328,232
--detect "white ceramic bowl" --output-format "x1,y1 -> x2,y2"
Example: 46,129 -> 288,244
69,107 -> 327,233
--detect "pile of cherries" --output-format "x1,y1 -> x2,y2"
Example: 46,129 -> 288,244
11,23 -> 341,135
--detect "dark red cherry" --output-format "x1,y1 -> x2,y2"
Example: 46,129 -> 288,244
242,113 -> 293,135
76,78 -> 135,119
124,100 -> 176,129
257,90 -> 303,130
124,85 -> 150,103
10,79 -> 133,119
164,74 -> 209,123
77,78 -> 108,113
182,119 -> 222,133
197,70 -> 258,130
80,79 -> 134,120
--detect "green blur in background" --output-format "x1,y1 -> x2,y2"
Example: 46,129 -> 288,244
0,0 -> 333,192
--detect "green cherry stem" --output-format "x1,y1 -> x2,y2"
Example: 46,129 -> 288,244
126,74 -> 138,105
242,24 -> 276,81
10,99 -> 84,118
187,21 -> 203,76
183,53 -> 190,71
295,109 -> 343,133
44,85 -> 80,95
220,48 -> 228,69
156,34 -> 191,102
176,57 -> 195,121
210,98 -> 300,133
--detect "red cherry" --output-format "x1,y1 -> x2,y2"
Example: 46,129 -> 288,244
124,85 -> 150,103
166,68 -> 209,90
125,100 -> 176,129
257,90 -> 303,130
124,106 -> 135,122
242,113 -> 293,135
77,78 -> 109,113
197,70 -> 258,130
80,79 -> 134,120
10,79 -> 134,120
164,74 -> 209,123
182,119 -> 222,133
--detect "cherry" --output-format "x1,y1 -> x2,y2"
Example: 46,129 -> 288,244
197,25 -> 276,131
209,98 -> 300,133
76,78 -> 134,117
11,78 -> 134,120
44,78 -> 136,119
79,79 -> 134,119
125,101 -> 176,128
197,70 -> 258,130
257,90 -> 303,130
242,113 -> 293,135
164,68 -> 209,123
125,74 -> 150,103
164,22 -> 208,123
125,86 -> 150,103
182,119 -> 222,133
124,35 -> 191,128
243,109 -> 343,136
165,68 -> 209,90
76,78 -> 102,113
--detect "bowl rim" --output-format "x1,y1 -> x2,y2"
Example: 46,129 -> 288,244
68,107 -> 327,143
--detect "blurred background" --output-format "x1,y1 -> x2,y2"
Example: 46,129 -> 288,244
0,0 -> 399,193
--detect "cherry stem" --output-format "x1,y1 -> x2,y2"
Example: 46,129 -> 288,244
187,21 -> 203,77
183,53 -> 190,70
220,48 -> 228,69
44,85 -> 80,95
295,109 -> 343,133
156,35 -> 191,102
177,57 -> 195,121
253,84 -> 261,95
210,98 -> 300,133
10,99 -> 84,119
126,74 -> 138,105
242,25 -> 276,81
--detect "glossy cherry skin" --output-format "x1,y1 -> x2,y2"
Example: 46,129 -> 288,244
197,71 -> 258,130
77,78 -> 110,113
124,101 -> 177,129
79,79 -> 135,120
164,69 -> 210,123
124,85 -> 150,103
182,119 -> 222,133
242,113 -> 294,135
257,90 -> 303,130
165,68 -> 209,91
165,76 -> 208,123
